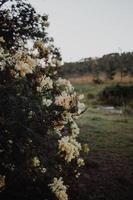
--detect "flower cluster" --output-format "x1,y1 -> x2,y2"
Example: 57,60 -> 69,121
34,40 -> 50,57
56,78 -> 73,92
15,51 -> 36,77
32,156 -> 40,167
58,136 -> 81,162
36,75 -> 53,92
42,98 -> 52,107
0,175 -> 5,189
49,177 -> 68,200
51,57 -> 62,67
55,91 -> 76,109
77,158 -> 85,167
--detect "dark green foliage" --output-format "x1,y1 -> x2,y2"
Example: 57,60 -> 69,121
60,61 -> 92,77
61,52 -> 133,79
0,0 -> 49,50
98,84 -> 133,106
0,0 -> 61,199
0,77 -> 59,198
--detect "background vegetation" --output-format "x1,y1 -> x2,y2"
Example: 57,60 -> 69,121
61,52 -> 133,81
67,77 -> 133,200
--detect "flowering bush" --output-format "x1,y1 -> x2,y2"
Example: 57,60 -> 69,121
0,1 -> 89,199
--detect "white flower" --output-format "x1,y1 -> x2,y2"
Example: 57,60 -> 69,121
77,158 -> 85,167
75,172 -> 80,178
34,40 -> 50,57
14,52 -> 36,77
37,58 -> 46,68
32,156 -> 40,167
70,121 -> 80,138
41,167 -> 47,174
49,177 -> 68,200
0,47 -> 5,59
31,48 -> 39,57
8,140 -> 13,144
55,92 -> 76,109
78,94 -> 84,100
61,112 -> 73,123
56,78 -> 73,92
36,75 -> 53,92
28,111 -> 34,119
26,55 -> 36,67
51,57 -> 62,67
42,98 -> 52,107
15,61 -> 33,76
0,36 -> 5,43
41,76 -> 53,88
51,57 -> 57,66
77,102 -> 85,114
0,61 -> 5,71
0,175 -> 5,189
53,121 -> 65,134
58,136 -> 81,162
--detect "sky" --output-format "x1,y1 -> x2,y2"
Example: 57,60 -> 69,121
29,0 -> 133,62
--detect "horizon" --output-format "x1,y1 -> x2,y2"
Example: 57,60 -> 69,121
29,0 -> 133,62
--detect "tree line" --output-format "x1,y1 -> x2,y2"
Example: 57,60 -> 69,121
61,52 -> 133,80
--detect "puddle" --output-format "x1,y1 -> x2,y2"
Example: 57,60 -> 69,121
97,105 -> 123,114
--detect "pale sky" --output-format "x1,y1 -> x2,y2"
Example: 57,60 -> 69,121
29,0 -> 133,62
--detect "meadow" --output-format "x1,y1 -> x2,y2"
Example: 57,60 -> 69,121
69,76 -> 133,200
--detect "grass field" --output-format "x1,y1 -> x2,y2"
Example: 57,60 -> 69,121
70,79 -> 133,200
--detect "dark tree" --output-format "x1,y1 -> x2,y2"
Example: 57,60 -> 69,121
0,0 -> 50,50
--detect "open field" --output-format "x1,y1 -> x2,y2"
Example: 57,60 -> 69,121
70,80 -> 133,200
69,73 -> 133,84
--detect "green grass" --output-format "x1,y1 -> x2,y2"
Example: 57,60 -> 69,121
74,82 -> 133,158
71,82 -> 133,200
73,82 -> 111,106
73,82 -> 106,96
78,107 -> 133,157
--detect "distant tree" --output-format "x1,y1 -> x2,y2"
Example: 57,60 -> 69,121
90,58 -> 101,83
61,52 -> 133,81
102,54 -> 116,80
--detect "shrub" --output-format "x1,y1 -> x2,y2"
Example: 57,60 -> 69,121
0,1 -> 88,199
98,84 -> 133,106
